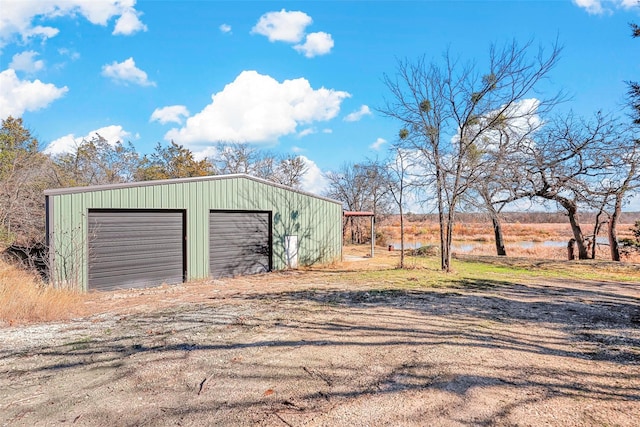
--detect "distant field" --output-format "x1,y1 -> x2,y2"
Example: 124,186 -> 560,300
376,215 -> 639,262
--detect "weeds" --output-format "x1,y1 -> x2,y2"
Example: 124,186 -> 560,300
0,258 -> 85,325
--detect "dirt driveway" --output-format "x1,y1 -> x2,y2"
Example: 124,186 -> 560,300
1,256 -> 639,426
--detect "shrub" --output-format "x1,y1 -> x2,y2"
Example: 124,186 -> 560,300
408,245 -> 438,257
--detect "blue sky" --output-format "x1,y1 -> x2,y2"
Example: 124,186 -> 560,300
0,0 -> 639,202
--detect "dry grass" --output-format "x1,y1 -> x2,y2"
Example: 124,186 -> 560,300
0,259 -> 85,326
381,218 -> 635,243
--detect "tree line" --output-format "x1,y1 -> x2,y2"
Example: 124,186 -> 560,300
0,117 -> 307,246
325,33 -> 639,268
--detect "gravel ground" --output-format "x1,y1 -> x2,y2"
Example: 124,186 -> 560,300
1,256 -> 639,426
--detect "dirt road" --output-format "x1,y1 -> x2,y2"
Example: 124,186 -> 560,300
1,262 -> 639,426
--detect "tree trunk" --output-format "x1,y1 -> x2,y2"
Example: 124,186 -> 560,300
439,208 -> 448,271
567,212 -> 588,259
560,200 -> 589,260
444,209 -> 455,272
479,189 -> 507,256
436,176 -> 448,271
590,209 -> 606,260
609,194 -> 622,261
567,239 -> 576,260
399,206 -> 405,268
492,216 -> 507,256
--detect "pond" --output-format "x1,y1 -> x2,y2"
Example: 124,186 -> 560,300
389,237 -> 609,253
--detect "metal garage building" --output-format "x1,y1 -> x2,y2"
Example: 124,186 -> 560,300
44,174 -> 342,291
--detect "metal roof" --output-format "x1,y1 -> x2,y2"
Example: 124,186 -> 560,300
44,173 -> 342,205
344,211 -> 375,217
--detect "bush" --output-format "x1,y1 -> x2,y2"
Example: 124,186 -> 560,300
375,230 -> 388,247
408,245 -> 438,257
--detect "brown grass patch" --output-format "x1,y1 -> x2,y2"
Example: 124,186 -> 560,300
0,259 -> 85,326
382,219 -> 636,243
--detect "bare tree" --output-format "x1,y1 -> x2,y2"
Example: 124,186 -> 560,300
270,155 -> 309,188
50,134 -> 141,186
512,112 -> 620,259
213,142 -> 308,188
381,40 -> 562,270
213,142 -> 260,175
629,23 -> 640,126
590,127 -> 640,261
384,146 -> 415,268
462,99 -> 544,256
325,160 -> 391,244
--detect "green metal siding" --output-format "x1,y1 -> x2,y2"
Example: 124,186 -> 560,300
45,175 -> 342,291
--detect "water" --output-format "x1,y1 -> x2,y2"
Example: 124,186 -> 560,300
389,238 -> 609,253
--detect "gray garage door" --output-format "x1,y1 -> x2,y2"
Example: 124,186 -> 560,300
88,210 -> 185,291
209,211 -> 271,279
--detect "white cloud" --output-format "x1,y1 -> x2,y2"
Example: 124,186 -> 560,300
150,105 -> 190,124
44,125 -> 131,155
0,0 -> 147,48
344,105 -> 372,122
291,146 -> 305,153
573,0 -> 638,14
626,191 -> 640,212
165,70 -> 350,144
252,10 -> 334,58
322,128 -> 333,134
58,48 -> 80,61
299,155 -> 329,195
298,128 -> 316,137
101,57 -> 155,87
294,31 -> 334,58
251,9 -> 311,43
219,24 -> 232,34
9,51 -> 44,73
574,0 -> 606,14
113,7 -> 147,35
369,137 -> 387,151
0,69 -> 68,119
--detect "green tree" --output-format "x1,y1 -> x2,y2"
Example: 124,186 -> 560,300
136,141 -> 213,180
0,116 -> 39,178
0,117 -> 52,244
50,134 -> 140,187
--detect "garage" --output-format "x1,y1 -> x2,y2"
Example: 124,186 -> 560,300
209,210 -> 271,279
45,174 -> 343,291
88,210 -> 186,291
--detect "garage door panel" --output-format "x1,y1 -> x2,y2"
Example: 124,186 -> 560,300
209,253 -> 268,262
209,211 -> 271,279
91,268 -> 183,282
210,251 -> 268,260
88,210 -> 185,291
90,230 -> 182,241
90,242 -> 183,255
210,232 -> 268,241
89,255 -> 183,271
